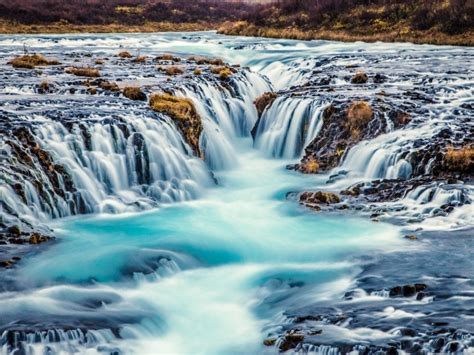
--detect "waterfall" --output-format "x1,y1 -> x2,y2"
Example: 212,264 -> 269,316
254,96 -> 327,158
1,68 -> 270,226
179,71 -> 271,170
1,114 -> 213,223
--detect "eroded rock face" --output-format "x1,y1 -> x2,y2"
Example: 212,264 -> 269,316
290,100 -> 385,174
254,92 -> 278,118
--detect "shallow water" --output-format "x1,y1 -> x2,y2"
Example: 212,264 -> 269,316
10,141 -> 401,354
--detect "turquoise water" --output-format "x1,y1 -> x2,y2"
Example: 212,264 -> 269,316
10,138 -> 403,353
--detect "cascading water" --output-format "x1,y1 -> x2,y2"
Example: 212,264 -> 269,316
254,96 -> 327,158
0,32 -> 473,355
179,71 -> 271,170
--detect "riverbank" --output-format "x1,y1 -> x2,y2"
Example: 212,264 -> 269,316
1,20 -> 473,47
0,20 -> 212,34
218,21 -> 474,47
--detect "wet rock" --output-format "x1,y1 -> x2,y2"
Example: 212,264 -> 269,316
7,225 -> 21,235
279,332 -> 305,352
351,71 -> 368,84
254,92 -> 277,117
300,191 -> 341,205
123,87 -> 147,101
263,338 -> 276,346
404,234 -> 417,240
29,232 -> 48,245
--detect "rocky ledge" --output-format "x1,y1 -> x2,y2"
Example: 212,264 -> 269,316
0,51 -> 249,269
254,49 -> 473,226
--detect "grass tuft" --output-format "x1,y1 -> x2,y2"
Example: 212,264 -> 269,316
149,93 -> 202,156
8,53 -> 60,69
346,101 -> 373,139
118,51 -> 132,58
65,66 -> 100,77
123,86 -> 146,101
444,146 -> 474,173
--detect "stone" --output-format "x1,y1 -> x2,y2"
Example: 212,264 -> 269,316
351,71 -> 368,84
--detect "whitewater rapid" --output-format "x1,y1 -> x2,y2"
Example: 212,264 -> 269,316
0,32 -> 473,354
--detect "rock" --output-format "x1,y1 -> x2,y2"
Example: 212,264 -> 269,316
373,73 -> 387,83
0,260 -> 12,268
297,156 -> 320,174
123,87 -> 147,101
347,101 -> 373,139
279,332 -> 305,352
7,225 -> 21,235
263,338 -> 276,346
351,71 -> 368,84
404,234 -> 417,240
389,284 -> 427,297
29,232 -> 48,244
254,92 -> 277,117
149,93 -> 203,157
300,191 -> 341,204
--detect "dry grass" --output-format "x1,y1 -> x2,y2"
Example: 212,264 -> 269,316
299,157 -> 320,174
210,66 -> 234,80
123,86 -> 146,101
65,67 -> 100,77
149,93 -> 202,156
254,92 -> 277,117
444,146 -> 474,173
38,80 -> 49,94
188,56 -> 224,66
346,101 -> 373,139
118,51 -> 132,58
8,53 -> 60,69
156,54 -> 181,62
351,71 -> 368,84
218,21 -> 474,47
98,80 -> 120,91
132,55 -> 147,63
159,66 -> 184,76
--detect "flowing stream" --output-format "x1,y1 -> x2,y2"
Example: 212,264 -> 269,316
0,32 -> 472,354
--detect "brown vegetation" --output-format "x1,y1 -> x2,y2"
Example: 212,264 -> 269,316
300,191 -> 341,205
8,53 -> 59,69
149,93 -> 202,156
156,54 -> 181,62
351,71 -> 368,84
444,146 -> 474,174
210,66 -> 235,80
123,86 -> 146,101
254,92 -> 277,117
159,66 -> 184,76
118,51 -> 132,58
346,101 -> 373,139
1,0 -> 472,45
188,56 -> 224,66
132,55 -> 147,63
298,157 -> 320,174
65,66 -> 100,77
38,80 -> 50,94
98,80 -> 120,91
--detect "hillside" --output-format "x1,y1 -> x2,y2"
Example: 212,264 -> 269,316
0,0 -> 473,45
